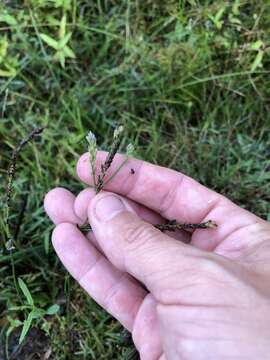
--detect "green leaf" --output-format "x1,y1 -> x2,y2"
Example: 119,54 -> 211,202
7,316 -> 23,329
228,14 -> 241,25
59,14 -> 67,39
0,37 -> 8,59
58,32 -> 72,49
209,6 -> 226,29
8,305 -> 31,311
18,278 -> 34,306
44,232 -> 50,255
40,33 -> 59,50
0,14 -> 17,26
31,308 -> 46,319
19,311 -> 34,344
63,45 -> 76,59
46,304 -> 60,315
250,40 -> 264,51
0,68 -> 15,77
215,6 -> 226,22
251,50 -> 264,72
6,326 -> 14,338
59,53 -> 65,68
232,0 -> 241,15
55,50 -> 66,68
49,0 -> 71,11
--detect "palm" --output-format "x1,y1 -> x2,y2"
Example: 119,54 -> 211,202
45,151 -> 270,359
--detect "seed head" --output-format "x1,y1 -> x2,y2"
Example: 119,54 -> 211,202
204,220 -> 218,229
126,143 -> 134,156
86,131 -> 97,161
86,131 -> 98,191
86,131 -> 96,147
113,126 -> 124,139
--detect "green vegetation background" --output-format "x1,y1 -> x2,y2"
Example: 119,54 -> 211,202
0,1 -> 270,358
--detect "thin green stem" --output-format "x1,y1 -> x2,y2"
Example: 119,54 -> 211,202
102,156 -> 129,189
90,150 -> 98,193
96,126 -> 124,193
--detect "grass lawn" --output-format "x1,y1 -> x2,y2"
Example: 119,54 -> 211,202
0,0 -> 270,358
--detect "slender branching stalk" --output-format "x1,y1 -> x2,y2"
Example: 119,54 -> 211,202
80,127 -> 218,236
102,143 -> 134,189
3,127 -> 44,251
86,126 -> 134,196
96,126 -> 124,193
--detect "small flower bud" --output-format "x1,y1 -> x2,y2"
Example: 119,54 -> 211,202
113,126 -> 124,139
126,143 -> 134,156
86,131 -> 96,146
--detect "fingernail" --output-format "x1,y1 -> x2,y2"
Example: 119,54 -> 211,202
94,195 -> 125,221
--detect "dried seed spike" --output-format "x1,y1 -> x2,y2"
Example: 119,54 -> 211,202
86,131 -> 98,191
80,220 -> 217,235
154,220 -> 217,232
96,126 -> 124,193
6,127 -> 44,212
4,126 -> 44,250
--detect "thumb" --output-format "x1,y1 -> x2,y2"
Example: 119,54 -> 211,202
88,192 -> 204,301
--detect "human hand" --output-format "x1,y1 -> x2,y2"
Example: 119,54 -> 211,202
44,151 -> 270,359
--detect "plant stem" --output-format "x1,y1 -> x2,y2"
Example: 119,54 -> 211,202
102,156 -> 129,188
79,220 -> 217,234
155,220 -> 217,232
96,126 -> 124,193
4,126 -> 44,250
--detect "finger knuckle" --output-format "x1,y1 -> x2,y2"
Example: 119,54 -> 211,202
124,221 -> 158,251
